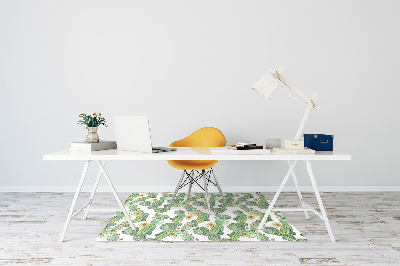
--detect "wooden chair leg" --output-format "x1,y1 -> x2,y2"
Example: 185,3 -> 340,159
202,169 -> 211,214
211,168 -> 225,202
187,170 -> 194,200
169,170 -> 186,210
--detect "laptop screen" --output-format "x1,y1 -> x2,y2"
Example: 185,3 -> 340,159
113,116 -> 153,153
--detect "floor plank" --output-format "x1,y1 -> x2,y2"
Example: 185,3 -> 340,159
0,192 -> 399,265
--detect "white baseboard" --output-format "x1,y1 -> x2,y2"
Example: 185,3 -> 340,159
1,186 -> 400,192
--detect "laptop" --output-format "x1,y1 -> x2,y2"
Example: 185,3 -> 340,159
113,116 -> 176,153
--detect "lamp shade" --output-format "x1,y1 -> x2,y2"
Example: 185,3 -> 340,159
251,73 -> 280,101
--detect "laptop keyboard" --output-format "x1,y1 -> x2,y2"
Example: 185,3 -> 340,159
152,147 -> 177,153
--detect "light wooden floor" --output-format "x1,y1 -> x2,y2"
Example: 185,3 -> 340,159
0,191 -> 399,265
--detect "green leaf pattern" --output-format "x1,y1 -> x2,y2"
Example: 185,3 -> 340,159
97,192 -> 306,242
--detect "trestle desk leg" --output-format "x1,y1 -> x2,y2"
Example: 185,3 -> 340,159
97,160 -> 136,231
59,160 -> 89,242
257,160 -> 297,231
83,161 -> 106,219
288,160 -> 310,220
306,160 -> 336,242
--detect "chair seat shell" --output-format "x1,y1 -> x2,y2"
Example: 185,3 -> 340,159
167,127 -> 226,170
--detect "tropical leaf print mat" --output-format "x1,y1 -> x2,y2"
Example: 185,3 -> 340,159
96,192 -> 307,242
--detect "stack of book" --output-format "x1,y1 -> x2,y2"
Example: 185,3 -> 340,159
70,140 -> 117,151
211,142 -> 270,155
227,142 -> 263,150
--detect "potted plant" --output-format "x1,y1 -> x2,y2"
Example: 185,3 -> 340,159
77,112 -> 107,143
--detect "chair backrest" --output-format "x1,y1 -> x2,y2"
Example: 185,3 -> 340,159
170,127 -> 226,148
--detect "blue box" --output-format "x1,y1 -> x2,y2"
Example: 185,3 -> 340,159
304,134 -> 334,151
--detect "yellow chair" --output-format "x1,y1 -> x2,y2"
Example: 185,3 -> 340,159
168,127 -> 226,213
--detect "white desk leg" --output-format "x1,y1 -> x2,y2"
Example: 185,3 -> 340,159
83,161 -> 106,219
288,160 -> 310,220
59,160 -> 89,242
97,160 -> 136,231
306,160 -> 336,242
257,160 -> 297,231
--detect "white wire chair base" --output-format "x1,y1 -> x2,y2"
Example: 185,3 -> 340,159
168,168 -> 225,214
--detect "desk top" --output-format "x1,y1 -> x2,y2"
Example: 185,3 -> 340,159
43,147 -> 351,161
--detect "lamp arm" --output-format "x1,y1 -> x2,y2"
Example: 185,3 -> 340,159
294,93 -> 317,140
264,66 -> 320,141
273,72 -> 320,111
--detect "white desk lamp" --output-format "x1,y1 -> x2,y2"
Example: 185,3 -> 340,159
252,66 -> 319,154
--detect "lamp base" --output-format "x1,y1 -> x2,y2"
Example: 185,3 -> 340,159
273,147 -> 315,154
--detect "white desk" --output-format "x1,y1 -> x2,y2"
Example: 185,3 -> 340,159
43,148 -> 351,242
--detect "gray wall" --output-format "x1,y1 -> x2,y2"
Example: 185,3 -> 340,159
1,0 -> 399,189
